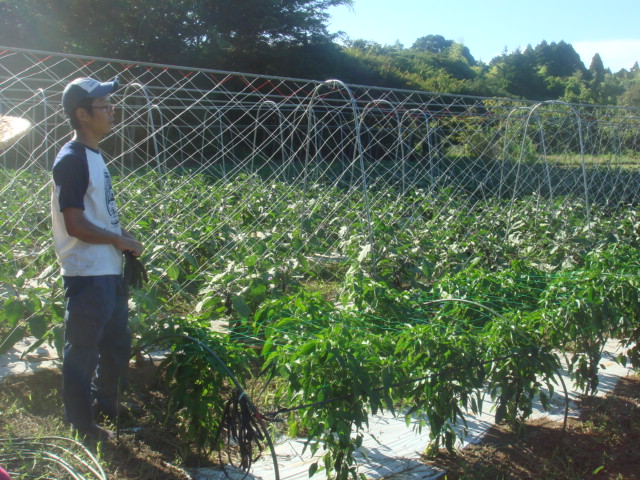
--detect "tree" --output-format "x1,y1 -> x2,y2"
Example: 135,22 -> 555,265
346,39 -> 384,54
534,40 -> 586,77
561,75 -> 595,104
198,0 -> 352,51
411,35 -> 452,54
0,0 -> 195,62
409,35 -> 476,70
489,48 -> 547,99
0,0 -> 352,67
618,81 -> 640,107
589,54 -> 606,84
586,53 -> 608,103
446,42 -> 476,66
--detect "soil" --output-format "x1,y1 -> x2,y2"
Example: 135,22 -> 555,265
424,375 -> 640,480
1,361 -> 639,480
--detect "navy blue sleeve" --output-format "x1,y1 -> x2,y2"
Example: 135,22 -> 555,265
52,147 -> 89,211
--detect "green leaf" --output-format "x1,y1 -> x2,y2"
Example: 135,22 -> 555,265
382,367 -> 393,390
22,334 -> 48,356
495,403 -> 507,424
166,264 -> 180,281
2,298 -> 25,327
28,315 -> 48,339
245,255 -> 258,268
249,282 -> 267,300
444,431 -> 454,451
539,391 -> 548,410
262,340 -> 274,356
0,326 -> 26,356
384,394 -> 395,413
232,295 -> 252,318
52,325 -> 65,358
182,252 -> 199,269
195,295 -> 221,314
298,341 -> 317,356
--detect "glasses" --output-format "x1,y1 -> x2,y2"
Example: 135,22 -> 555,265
91,103 -> 115,112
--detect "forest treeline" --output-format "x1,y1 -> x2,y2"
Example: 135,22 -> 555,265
1,0 -> 639,106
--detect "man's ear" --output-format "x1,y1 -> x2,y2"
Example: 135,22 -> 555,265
75,107 -> 91,125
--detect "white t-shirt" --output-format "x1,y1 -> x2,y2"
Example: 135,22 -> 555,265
51,140 -> 123,276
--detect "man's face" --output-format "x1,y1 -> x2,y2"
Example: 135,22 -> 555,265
85,96 -> 115,135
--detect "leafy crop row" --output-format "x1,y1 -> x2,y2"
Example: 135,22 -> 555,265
1,167 -> 639,479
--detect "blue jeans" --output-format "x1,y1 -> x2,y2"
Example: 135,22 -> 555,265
62,275 -> 131,430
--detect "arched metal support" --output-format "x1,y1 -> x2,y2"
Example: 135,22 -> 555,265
250,100 -> 287,176
400,108 -> 433,196
201,105 -> 227,179
529,101 -> 590,232
120,82 -> 165,176
359,99 -> 401,194
502,106 -> 555,239
304,79 -> 375,270
35,88 -> 50,168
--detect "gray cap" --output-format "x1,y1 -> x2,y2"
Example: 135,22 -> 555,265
62,76 -> 119,116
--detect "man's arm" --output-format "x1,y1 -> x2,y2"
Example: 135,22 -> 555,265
62,207 -> 143,256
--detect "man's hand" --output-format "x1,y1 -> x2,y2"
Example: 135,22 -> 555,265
115,236 -> 143,257
120,228 -> 144,257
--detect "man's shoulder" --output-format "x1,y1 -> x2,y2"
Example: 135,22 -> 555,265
53,141 -> 87,170
52,141 -> 92,185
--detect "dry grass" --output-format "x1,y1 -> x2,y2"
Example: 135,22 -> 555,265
0,361 -> 215,480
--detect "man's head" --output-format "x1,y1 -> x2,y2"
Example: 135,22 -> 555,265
62,77 -> 119,130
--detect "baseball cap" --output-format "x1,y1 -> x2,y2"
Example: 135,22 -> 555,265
62,76 -> 119,116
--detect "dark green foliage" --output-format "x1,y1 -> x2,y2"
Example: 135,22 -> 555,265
0,0 -> 352,69
2,3 -> 639,103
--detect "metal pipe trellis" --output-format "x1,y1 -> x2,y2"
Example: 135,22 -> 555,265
529,100 -> 590,230
502,106 -> 553,237
359,99 -> 402,195
120,82 -> 164,175
201,105 -> 228,178
2,44 -> 640,361
250,100 -> 288,174
400,108 -> 433,196
304,79 -> 376,268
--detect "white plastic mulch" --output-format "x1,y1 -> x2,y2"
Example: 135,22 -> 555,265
0,337 -> 60,379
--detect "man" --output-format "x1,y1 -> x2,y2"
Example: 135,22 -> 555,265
51,77 -> 143,442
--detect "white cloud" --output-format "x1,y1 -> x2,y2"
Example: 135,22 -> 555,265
573,39 -> 640,72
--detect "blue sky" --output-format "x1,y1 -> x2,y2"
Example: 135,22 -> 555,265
327,0 -> 640,72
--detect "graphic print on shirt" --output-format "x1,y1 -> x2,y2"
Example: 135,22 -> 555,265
104,168 -> 120,226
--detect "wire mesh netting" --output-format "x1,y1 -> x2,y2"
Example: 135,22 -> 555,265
0,48 -> 640,328
1,44 -> 640,341
3,44 -> 640,480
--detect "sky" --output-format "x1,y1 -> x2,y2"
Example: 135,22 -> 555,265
327,0 -> 640,72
